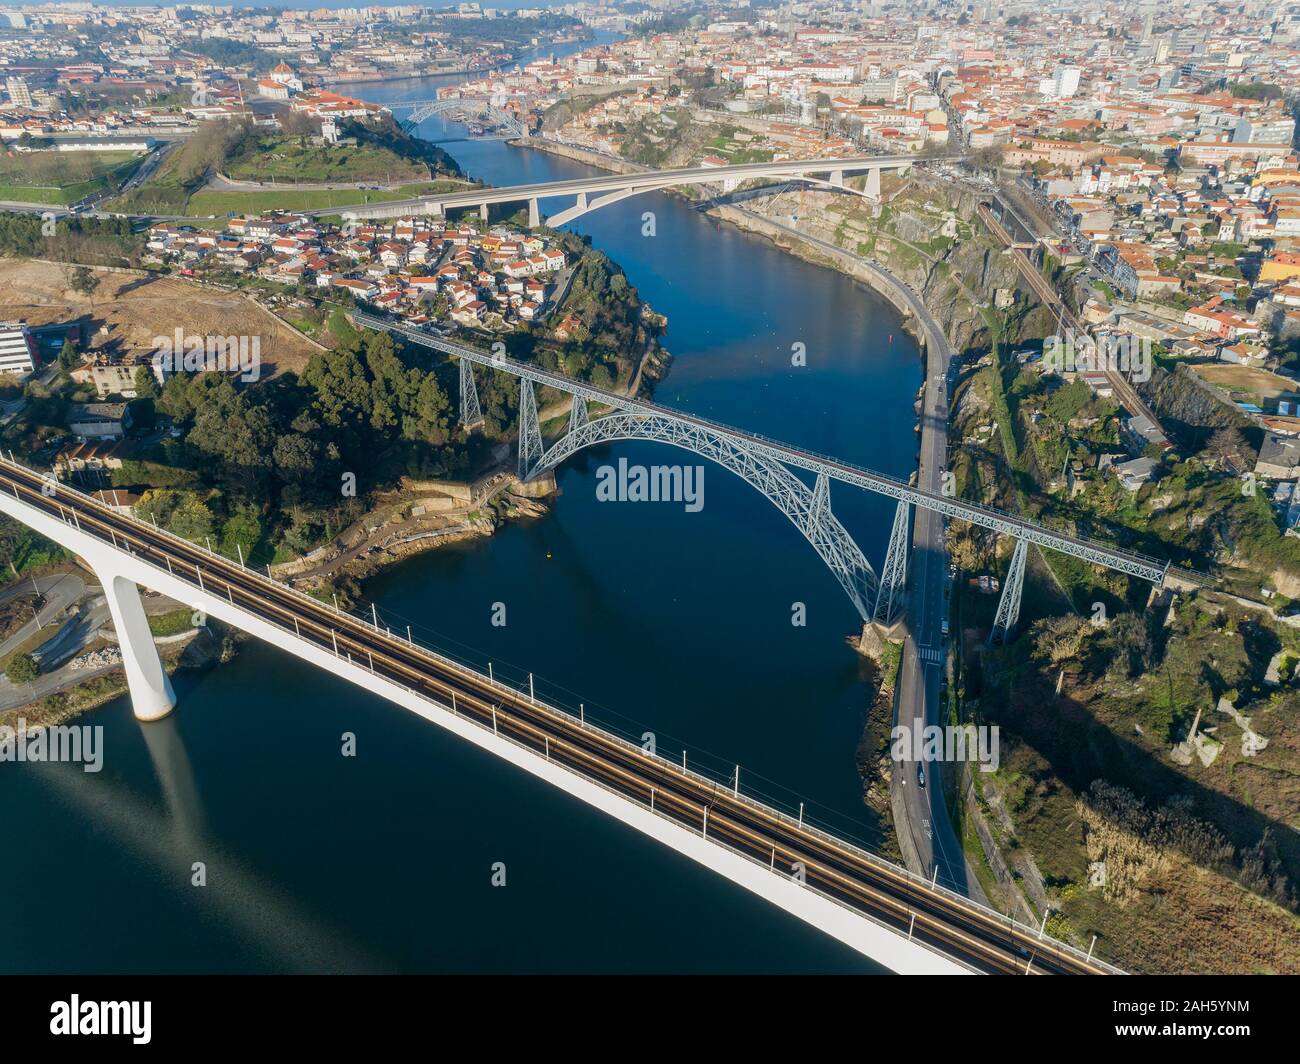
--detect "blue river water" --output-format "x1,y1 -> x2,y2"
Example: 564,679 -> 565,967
0,55 -> 921,973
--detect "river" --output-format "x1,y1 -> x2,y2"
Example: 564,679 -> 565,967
0,54 -> 921,973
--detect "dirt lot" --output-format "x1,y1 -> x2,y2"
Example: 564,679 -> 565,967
0,258 -> 320,377
1194,363 -> 1300,400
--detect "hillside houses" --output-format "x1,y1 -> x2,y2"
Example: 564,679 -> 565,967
144,214 -> 571,332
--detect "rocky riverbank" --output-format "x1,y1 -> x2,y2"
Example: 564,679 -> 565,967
0,623 -> 228,731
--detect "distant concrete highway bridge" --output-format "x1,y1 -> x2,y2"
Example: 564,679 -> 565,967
324,154 -> 935,226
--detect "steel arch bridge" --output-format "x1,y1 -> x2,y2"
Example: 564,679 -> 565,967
396,98 -> 528,139
531,403 -> 880,621
352,313 -> 1177,629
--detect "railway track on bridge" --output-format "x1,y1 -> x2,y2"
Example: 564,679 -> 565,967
976,204 -> 1167,434
0,457 -> 1119,975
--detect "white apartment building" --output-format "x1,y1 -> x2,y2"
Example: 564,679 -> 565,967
0,321 -> 36,378
1039,65 -> 1081,100
5,76 -> 32,109
1234,115 -> 1297,145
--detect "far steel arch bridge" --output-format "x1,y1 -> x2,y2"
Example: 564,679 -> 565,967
393,97 -> 530,140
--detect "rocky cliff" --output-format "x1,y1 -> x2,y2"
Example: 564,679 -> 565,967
731,172 -> 1045,354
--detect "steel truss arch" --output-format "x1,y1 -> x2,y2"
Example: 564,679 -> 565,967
531,412 -> 878,620
399,98 -> 527,139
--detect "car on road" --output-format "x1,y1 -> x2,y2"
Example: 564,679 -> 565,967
917,763 -> 926,788
941,619 -> 950,637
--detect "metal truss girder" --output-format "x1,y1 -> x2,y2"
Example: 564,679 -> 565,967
568,394 -> 588,434
809,473 -> 830,526
459,357 -> 483,428
874,499 -> 910,625
355,314 -> 1172,586
534,412 -> 879,621
518,378 -> 542,478
402,99 -> 527,138
989,538 -> 1028,647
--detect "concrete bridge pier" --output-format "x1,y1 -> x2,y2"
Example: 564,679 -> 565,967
528,197 -> 540,228
97,568 -> 176,722
479,202 -> 489,223
865,168 -> 881,199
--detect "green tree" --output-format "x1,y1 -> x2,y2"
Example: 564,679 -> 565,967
0,516 -> 26,577
168,495 -> 215,542
126,396 -> 156,433
68,265 -> 100,308
133,364 -> 161,398
406,373 -> 452,445
57,338 -> 80,372
221,504 -> 262,560
5,653 -> 39,684
272,432 -> 321,486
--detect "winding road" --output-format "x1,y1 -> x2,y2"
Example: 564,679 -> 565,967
707,204 -> 986,899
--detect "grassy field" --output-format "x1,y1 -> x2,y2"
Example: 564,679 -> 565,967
0,149 -> 144,205
1194,363 -> 1300,401
186,180 -> 465,216
148,608 -> 198,637
702,128 -> 775,165
226,134 -> 428,185
106,127 -> 233,215
110,117 -> 466,216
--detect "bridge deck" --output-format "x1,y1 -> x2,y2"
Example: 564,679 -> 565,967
320,154 -> 930,219
0,455 -> 1119,975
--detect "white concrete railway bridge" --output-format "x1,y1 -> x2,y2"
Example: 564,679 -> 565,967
0,454 -> 1123,975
